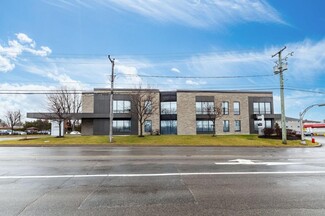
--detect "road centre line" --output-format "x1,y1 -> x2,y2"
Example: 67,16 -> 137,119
2,171 -> 325,179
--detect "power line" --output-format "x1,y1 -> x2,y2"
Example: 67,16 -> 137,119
118,73 -> 274,79
1,87 -> 323,95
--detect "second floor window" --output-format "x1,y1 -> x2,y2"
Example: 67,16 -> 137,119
233,102 -> 240,115
222,101 -> 229,115
113,100 -> 131,114
253,102 -> 271,114
144,100 -> 152,114
196,102 -> 214,114
161,102 -> 177,114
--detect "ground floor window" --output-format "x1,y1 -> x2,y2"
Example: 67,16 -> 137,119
223,120 -> 229,132
196,120 -> 214,133
254,119 -> 273,132
144,120 -> 152,133
161,120 -> 177,134
265,120 -> 272,128
235,120 -> 241,132
113,120 -> 131,133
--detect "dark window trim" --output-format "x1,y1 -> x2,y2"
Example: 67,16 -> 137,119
234,120 -> 241,132
234,101 -> 240,115
223,120 -> 230,132
222,101 -> 229,115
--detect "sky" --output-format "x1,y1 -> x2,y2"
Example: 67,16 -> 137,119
0,0 -> 325,122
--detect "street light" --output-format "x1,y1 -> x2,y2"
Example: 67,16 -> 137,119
300,103 -> 325,144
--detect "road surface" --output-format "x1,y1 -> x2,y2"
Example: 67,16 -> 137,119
1,146 -> 325,216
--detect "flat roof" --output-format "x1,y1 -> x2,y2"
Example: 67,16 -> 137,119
176,89 -> 273,94
83,88 -> 273,95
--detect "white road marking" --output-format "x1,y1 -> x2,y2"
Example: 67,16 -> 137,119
1,171 -> 325,179
215,159 -> 302,166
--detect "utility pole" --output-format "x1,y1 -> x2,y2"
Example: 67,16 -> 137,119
272,46 -> 293,144
108,55 -> 115,143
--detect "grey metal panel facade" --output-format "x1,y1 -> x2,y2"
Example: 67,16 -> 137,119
81,119 -> 93,135
160,92 -> 177,102
94,94 -> 110,114
93,119 -> 109,135
248,96 -> 274,134
195,96 -> 214,102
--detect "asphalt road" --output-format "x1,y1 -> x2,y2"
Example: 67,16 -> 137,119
1,146 -> 325,216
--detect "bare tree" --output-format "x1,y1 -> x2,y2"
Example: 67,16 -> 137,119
205,102 -> 223,136
130,87 -> 159,137
5,110 -> 21,135
46,88 -> 82,137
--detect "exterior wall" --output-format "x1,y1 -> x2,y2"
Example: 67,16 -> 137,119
82,94 -> 94,113
177,91 -> 273,135
248,96 -> 274,134
177,93 -> 196,135
80,89 -> 274,136
81,119 -> 93,135
142,92 -> 160,135
275,117 -> 301,132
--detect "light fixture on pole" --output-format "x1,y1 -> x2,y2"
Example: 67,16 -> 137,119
299,103 -> 325,144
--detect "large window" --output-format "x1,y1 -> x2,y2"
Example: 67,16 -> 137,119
113,120 -> 131,133
144,100 -> 152,114
254,119 -> 272,131
234,120 -> 241,132
196,120 -> 214,133
233,102 -> 240,115
222,101 -> 229,115
160,120 -> 177,134
113,100 -> 131,114
223,120 -> 229,132
161,102 -> 177,114
144,120 -> 152,132
253,102 -> 271,114
196,102 -> 214,114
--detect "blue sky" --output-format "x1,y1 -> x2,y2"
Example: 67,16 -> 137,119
0,0 -> 324,122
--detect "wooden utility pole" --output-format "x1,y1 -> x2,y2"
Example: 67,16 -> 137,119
108,55 -> 115,143
272,46 -> 287,144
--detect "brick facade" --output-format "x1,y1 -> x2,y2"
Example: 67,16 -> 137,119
79,89 -> 273,136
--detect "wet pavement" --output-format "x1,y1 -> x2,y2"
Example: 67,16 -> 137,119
1,146 -> 325,215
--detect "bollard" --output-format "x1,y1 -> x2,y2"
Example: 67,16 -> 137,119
312,138 -> 315,143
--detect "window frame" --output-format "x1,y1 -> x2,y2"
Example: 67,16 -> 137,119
112,120 -> 131,133
160,101 -> 177,115
233,101 -> 240,115
113,100 -> 131,114
196,101 -> 215,115
222,101 -> 229,115
223,120 -> 229,132
234,120 -> 241,132
144,120 -> 152,133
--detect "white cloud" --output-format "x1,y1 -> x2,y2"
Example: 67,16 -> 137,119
0,56 -> 15,72
0,83 -> 57,121
0,33 -> 51,73
171,67 -> 180,73
115,65 -> 142,87
46,0 -> 285,28
185,79 -> 207,86
16,33 -> 34,45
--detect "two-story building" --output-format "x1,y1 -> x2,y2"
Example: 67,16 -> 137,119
78,88 -> 275,136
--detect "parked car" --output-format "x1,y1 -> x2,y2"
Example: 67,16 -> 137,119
13,131 -> 27,135
0,130 -> 9,135
38,130 -> 50,135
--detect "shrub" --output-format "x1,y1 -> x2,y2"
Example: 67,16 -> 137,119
274,123 -> 281,137
263,128 -> 274,137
